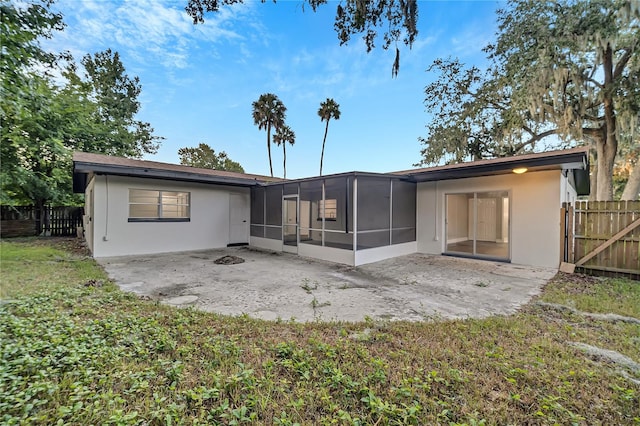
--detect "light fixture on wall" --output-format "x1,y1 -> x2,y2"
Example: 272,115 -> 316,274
512,167 -> 528,174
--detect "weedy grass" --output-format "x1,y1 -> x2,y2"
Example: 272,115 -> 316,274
1,238 -> 638,425
539,273 -> 640,318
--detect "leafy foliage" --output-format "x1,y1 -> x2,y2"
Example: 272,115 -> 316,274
185,0 -> 419,77
252,93 -> 287,177
317,98 -> 341,176
0,0 -> 69,206
178,142 -> 245,172
1,239 -> 638,424
0,1 -> 162,208
67,49 -> 161,158
419,0 -> 640,200
273,124 -> 295,179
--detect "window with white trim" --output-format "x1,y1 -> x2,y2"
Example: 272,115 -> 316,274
318,199 -> 337,220
128,189 -> 190,221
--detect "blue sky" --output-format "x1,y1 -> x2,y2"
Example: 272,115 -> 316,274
47,0 -> 501,178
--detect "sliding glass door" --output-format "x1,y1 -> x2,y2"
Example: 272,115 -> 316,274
445,191 -> 510,260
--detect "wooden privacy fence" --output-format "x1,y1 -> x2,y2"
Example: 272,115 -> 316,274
561,201 -> 640,278
1,206 -> 84,238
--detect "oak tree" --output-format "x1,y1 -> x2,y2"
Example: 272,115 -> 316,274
178,143 -> 245,172
418,0 -> 640,200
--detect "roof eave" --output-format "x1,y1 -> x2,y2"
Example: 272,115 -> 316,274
73,161 -> 264,190
408,150 -> 588,183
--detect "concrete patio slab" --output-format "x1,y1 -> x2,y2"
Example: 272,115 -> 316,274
97,247 -> 557,323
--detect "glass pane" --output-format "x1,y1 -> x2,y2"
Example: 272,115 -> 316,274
357,177 -> 390,231
162,191 -> 179,201
129,189 -> 159,204
265,226 -> 282,240
161,193 -> 189,206
392,180 -> 416,229
356,231 -> 390,250
177,193 -> 190,204
319,199 -> 337,219
265,186 -> 282,226
475,191 -> 509,259
129,204 -> 159,218
283,225 -> 297,246
251,187 -> 265,225
283,198 -> 297,226
445,193 -> 473,254
162,205 -> 179,217
162,204 -> 189,218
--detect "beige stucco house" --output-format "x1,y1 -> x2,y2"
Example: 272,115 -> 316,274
73,147 -> 589,268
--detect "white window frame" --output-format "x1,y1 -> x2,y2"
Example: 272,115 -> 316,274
318,198 -> 337,220
128,189 -> 190,222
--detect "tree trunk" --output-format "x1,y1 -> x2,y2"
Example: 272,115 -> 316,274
320,120 -> 329,176
283,143 -> 287,179
621,160 -> 640,200
589,150 -> 598,201
595,136 -> 616,201
595,44 -> 618,201
35,198 -> 50,236
267,122 -> 273,177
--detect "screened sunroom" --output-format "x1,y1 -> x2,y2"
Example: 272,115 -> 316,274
249,173 -> 417,266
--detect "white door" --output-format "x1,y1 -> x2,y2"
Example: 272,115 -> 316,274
229,193 -> 249,245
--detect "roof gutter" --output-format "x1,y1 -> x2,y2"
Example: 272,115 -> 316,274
407,150 -> 588,183
73,161 -> 264,191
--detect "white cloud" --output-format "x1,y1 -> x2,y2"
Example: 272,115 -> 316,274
47,0 -> 255,70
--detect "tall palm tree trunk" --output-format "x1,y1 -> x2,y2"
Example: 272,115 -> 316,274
283,143 -> 287,179
320,121 -> 329,175
267,123 -> 273,177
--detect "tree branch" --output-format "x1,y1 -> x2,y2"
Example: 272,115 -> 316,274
510,128 -> 560,153
613,48 -> 633,80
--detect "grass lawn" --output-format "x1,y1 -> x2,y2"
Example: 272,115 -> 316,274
1,238 -> 638,425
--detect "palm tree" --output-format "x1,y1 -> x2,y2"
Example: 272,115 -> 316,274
318,98 -> 341,176
273,124 -> 296,179
252,93 -> 286,177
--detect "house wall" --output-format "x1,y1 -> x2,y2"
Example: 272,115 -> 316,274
90,175 -> 249,257
250,236 -> 283,252
417,170 -> 564,268
560,172 -> 578,204
298,243 -> 355,265
83,176 -> 96,254
354,242 -> 417,266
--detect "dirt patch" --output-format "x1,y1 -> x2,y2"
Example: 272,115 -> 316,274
214,255 -> 245,265
545,272 -> 602,294
7,236 -> 91,257
83,279 -> 104,288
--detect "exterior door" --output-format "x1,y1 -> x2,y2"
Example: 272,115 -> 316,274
472,197 -> 497,241
283,196 -> 298,253
446,191 -> 509,260
229,193 -> 250,245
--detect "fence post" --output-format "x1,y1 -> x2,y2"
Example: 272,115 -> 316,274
567,203 -> 574,263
